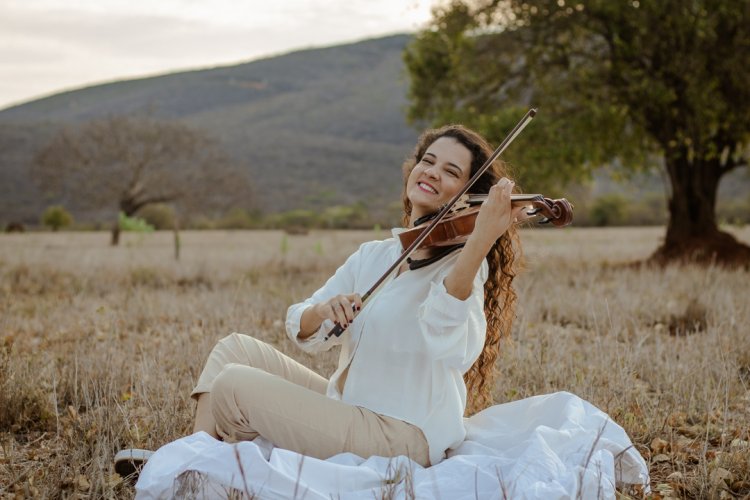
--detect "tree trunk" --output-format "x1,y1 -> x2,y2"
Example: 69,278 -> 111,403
653,152 -> 750,265
112,201 -> 136,246
173,216 -> 180,261
111,222 -> 121,246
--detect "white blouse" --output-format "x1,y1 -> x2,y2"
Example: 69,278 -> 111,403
285,228 -> 488,466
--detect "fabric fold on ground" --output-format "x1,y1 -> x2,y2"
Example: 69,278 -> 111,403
135,391 -> 649,499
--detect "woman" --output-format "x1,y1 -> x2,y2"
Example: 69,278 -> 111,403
125,125 -> 651,497
187,124 -> 526,468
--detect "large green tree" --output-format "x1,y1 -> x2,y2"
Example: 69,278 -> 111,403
405,0 -> 750,264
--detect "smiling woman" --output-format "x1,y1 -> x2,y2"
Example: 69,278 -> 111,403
121,124 -> 649,499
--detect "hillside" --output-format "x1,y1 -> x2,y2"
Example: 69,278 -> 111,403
0,35 -> 418,224
1,33 -> 747,227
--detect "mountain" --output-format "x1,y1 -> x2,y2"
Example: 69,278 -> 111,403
1,33 -> 747,227
0,34 -> 419,224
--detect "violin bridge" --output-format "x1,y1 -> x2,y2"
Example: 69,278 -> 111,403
448,194 -> 472,215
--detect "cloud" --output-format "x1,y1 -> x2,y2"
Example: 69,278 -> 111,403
3,7 -> 259,61
0,0 -> 435,108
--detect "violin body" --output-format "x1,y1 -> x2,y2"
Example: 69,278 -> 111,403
401,206 -> 482,249
398,194 -> 573,250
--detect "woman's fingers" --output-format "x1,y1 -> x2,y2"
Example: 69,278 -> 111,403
313,293 -> 365,331
473,178 -> 517,242
489,178 -> 514,201
333,297 -> 350,326
311,294 -> 363,333
485,179 -> 515,215
319,299 -> 344,326
347,293 -> 363,312
325,293 -> 364,328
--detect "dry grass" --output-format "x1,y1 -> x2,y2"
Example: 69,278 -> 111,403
1,227 -> 749,499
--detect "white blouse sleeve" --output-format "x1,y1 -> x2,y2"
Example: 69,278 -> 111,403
285,244 -> 364,353
416,259 -> 489,371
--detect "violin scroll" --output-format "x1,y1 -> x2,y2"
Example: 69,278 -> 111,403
527,196 -> 573,227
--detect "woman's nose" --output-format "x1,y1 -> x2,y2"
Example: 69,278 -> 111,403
424,165 -> 439,178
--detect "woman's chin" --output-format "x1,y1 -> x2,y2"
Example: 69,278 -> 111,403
408,190 -> 441,208
409,200 -> 441,218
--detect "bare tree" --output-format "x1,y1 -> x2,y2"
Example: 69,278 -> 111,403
33,116 -> 254,245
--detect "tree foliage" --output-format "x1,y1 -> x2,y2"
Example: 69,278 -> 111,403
32,116 -> 254,244
136,203 -> 176,230
405,0 -> 750,262
41,205 -> 73,231
118,212 -> 154,233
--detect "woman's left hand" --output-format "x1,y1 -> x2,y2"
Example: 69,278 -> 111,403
471,177 -> 526,246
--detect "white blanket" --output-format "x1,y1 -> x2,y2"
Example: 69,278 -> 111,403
135,391 -> 649,499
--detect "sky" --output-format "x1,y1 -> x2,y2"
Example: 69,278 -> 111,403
0,0 -> 440,110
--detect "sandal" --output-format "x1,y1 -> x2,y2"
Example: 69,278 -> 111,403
114,448 -> 154,480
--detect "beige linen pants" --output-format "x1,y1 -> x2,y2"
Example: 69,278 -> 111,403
191,332 -> 431,467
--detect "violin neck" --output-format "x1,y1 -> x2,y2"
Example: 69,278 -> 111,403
464,193 -> 544,205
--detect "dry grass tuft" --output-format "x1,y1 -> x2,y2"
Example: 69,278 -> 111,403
0,347 -> 55,432
666,298 -> 708,337
0,227 -> 748,498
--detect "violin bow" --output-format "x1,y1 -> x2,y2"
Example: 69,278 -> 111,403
324,108 -> 537,340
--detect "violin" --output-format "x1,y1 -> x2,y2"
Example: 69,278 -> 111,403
398,193 -> 573,250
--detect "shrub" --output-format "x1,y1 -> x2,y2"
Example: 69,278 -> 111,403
590,194 -> 629,226
717,196 -> 750,227
270,209 -> 320,230
41,205 -> 73,231
189,216 -> 216,230
628,193 -> 668,226
119,212 -> 154,232
321,204 -> 368,229
215,208 -> 261,229
137,204 -> 175,230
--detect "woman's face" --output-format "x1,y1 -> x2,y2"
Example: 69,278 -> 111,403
406,136 -> 472,223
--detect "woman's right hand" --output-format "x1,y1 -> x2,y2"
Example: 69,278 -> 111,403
311,293 -> 362,329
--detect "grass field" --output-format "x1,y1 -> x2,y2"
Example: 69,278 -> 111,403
1,227 -> 749,498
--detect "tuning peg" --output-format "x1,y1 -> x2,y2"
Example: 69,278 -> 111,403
538,217 -> 551,224
526,208 -> 540,216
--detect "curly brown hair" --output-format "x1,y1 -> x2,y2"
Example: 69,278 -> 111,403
401,124 -> 521,416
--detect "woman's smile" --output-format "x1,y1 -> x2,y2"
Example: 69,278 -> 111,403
417,181 -> 438,194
